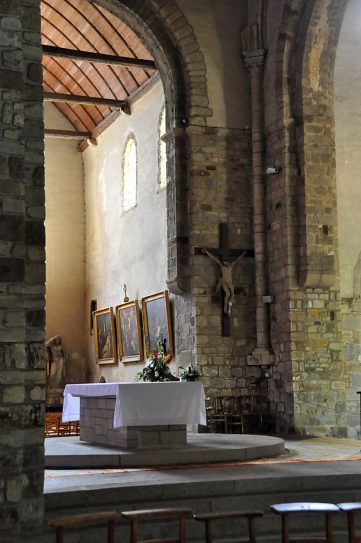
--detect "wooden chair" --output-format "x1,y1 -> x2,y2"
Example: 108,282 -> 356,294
206,397 -> 228,433
68,420 -> 80,435
45,411 -> 79,437
194,509 -> 263,543
222,396 -> 244,434
121,507 -> 193,543
206,396 -> 244,433
45,412 -> 61,436
337,502 -> 361,543
270,502 -> 339,543
240,394 -> 268,434
49,511 -> 120,543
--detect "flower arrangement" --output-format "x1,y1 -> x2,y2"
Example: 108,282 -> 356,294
136,339 -> 179,382
179,366 -> 200,382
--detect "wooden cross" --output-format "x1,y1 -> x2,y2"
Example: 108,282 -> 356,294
195,223 -> 254,337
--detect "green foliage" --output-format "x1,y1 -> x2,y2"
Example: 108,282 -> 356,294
179,366 -> 200,381
137,338 -> 179,382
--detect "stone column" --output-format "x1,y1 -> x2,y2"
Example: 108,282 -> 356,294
0,1 -> 45,540
242,28 -> 274,366
165,126 -> 190,295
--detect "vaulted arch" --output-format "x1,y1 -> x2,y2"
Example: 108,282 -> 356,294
264,0 -> 350,435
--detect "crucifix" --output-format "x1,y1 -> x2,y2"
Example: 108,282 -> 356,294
195,223 -> 254,337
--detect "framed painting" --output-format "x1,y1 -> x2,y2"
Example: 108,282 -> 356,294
93,307 -> 117,364
115,300 -> 143,363
142,290 -> 174,358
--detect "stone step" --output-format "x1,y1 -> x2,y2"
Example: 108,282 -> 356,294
45,434 -> 285,468
29,467 -> 361,542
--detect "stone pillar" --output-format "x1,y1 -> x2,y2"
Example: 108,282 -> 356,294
242,27 -> 274,367
0,1 -> 45,540
166,126 -> 190,295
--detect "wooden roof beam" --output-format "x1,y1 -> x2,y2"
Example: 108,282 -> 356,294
44,129 -> 91,140
43,92 -> 131,113
42,45 -> 157,71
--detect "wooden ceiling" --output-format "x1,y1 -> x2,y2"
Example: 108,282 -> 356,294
41,0 -> 157,135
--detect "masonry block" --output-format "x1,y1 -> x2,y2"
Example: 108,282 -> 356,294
0,257 -> 24,281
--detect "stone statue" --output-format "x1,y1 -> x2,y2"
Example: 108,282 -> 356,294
45,335 -> 67,389
201,248 -> 247,315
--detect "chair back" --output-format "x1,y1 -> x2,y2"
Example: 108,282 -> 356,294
121,508 -> 193,543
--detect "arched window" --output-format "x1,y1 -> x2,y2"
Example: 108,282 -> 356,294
123,137 -> 137,210
158,107 -> 167,190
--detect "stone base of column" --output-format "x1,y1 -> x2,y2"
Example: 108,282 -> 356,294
247,348 -> 274,366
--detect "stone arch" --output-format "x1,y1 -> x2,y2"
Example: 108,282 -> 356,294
98,0 -> 209,126
96,0 -> 210,293
277,0 -> 348,288
264,0 -> 350,435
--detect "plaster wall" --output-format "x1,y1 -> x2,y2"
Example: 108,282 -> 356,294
83,81 -> 172,382
335,0 -> 361,299
44,103 -> 86,383
180,0 -> 250,129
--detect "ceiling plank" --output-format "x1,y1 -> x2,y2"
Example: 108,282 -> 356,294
42,45 -> 157,70
43,92 -> 127,109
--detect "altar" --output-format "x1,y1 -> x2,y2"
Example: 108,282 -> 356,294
62,381 -> 207,449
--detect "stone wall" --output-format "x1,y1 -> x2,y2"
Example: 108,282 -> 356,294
341,300 -> 361,437
187,126 -> 255,396
0,0 -> 45,541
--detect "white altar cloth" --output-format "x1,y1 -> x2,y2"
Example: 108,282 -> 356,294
62,382 -> 207,428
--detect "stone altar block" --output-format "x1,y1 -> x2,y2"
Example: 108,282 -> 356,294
80,396 -> 187,448
62,382 -> 206,449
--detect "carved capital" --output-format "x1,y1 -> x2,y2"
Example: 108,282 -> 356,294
166,277 -> 189,295
162,126 -> 186,144
241,21 -> 266,72
242,49 -> 265,71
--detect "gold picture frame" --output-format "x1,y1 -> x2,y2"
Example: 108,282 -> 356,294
141,290 -> 174,358
93,307 -> 117,364
115,300 -> 143,363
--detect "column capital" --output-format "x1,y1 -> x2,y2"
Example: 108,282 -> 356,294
242,49 -> 265,71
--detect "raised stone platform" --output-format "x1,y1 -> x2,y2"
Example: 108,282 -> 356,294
45,432 -> 285,468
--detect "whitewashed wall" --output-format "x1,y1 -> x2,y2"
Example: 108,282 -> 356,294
44,102 -> 86,383
83,80 -> 173,382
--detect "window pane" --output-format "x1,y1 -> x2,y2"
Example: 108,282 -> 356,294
123,138 -> 137,210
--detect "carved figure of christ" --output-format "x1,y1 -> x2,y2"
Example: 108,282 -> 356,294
195,223 -> 253,337
201,248 -> 247,315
